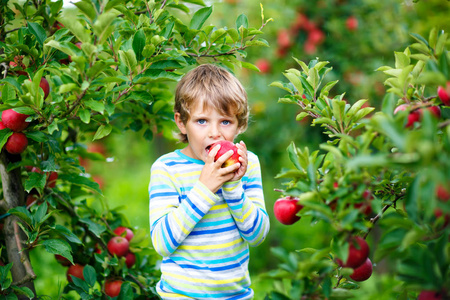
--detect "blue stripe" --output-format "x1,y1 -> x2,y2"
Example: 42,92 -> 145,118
166,161 -> 193,166
164,216 -> 178,249
161,281 -> 250,298
190,224 -> 237,235
176,257 -> 248,271
165,248 -> 248,265
151,192 -> 179,198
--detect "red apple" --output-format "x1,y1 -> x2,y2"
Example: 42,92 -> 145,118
425,106 -> 441,119
39,78 -> 50,99
2,109 -> 30,132
5,132 -> 28,154
0,121 -> 5,130
114,226 -> 134,241
277,29 -> 292,49
354,190 -> 373,215
346,16 -> 358,31
434,208 -> 450,228
437,83 -> 450,106
304,41 -> 317,54
344,236 -> 370,268
104,279 -> 123,297
208,140 -> 240,168
255,59 -> 271,74
349,258 -> 373,282
55,254 -> 71,266
9,56 -> 27,76
436,184 -> 450,202
418,290 -> 444,300
107,236 -> 130,257
47,172 -> 58,188
26,194 -> 39,207
67,263 -> 84,282
125,252 -> 136,268
307,28 -> 325,44
273,196 -> 303,225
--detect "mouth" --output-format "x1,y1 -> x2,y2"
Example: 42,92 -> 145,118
205,145 -> 212,153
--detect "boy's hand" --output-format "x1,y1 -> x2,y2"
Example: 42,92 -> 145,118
228,141 -> 248,182
199,143 -> 240,193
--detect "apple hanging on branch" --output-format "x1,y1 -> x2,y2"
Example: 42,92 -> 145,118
273,196 -> 304,225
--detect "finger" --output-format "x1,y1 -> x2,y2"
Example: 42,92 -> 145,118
221,161 -> 241,173
206,144 -> 221,162
216,149 -> 234,165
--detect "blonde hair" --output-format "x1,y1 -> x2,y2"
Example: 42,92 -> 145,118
174,64 -> 249,143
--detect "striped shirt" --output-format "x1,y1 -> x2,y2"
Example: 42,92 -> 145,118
149,149 -> 270,299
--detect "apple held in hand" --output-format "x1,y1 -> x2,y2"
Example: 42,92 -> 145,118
107,236 -> 130,257
349,257 -> 373,282
273,196 -> 303,225
208,140 -> 240,168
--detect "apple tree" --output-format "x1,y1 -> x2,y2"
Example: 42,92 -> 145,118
265,28 -> 449,299
0,0 -> 272,297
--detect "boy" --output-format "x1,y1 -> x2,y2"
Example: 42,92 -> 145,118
149,64 -> 270,299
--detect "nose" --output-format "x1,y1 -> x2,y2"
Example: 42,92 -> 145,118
208,124 -> 221,139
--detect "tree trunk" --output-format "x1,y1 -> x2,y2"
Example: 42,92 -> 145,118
0,150 -> 36,297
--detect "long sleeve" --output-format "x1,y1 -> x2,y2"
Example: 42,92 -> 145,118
149,160 -> 219,257
221,152 -> 270,246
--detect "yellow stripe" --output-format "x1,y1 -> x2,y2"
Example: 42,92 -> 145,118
157,290 -> 195,298
178,238 -> 241,250
194,186 -> 215,205
173,214 -> 190,236
164,271 -> 249,284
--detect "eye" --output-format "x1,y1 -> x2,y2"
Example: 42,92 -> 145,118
197,119 -> 206,125
221,120 -> 231,125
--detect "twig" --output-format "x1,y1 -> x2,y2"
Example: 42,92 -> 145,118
363,193 -> 404,239
12,221 -> 36,286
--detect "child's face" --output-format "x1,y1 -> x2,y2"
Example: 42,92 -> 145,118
175,103 -> 240,162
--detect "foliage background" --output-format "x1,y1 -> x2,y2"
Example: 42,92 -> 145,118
7,0 -> 449,298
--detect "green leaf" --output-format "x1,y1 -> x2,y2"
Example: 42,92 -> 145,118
119,49 -> 137,73
133,29 -> 146,61
54,224 -> 83,244
84,100 -> 104,113
236,14 -> 248,30
73,0 -> 96,21
27,22 -> 47,45
83,265 -> 97,287
78,109 -> 90,124
58,17 -> 90,43
287,142 -> 303,171
0,129 -> 13,150
8,206 -> 33,225
93,124 -> 112,141
42,239 -> 73,264
189,6 -> 212,30
11,286 -> 34,298
24,172 -> 47,192
79,218 -> 106,237
227,28 -> 239,42
58,174 -> 102,194
93,11 -> 119,43
26,131 -> 47,143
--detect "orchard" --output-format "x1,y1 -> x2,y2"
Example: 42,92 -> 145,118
0,0 -> 449,299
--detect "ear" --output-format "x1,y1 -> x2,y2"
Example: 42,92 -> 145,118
174,112 -> 187,134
